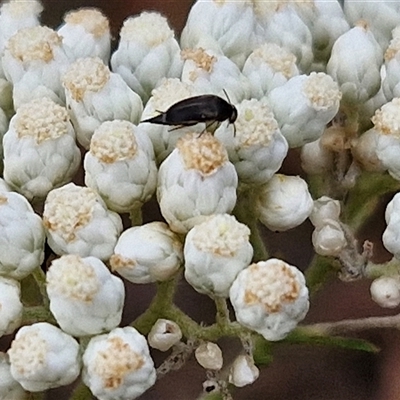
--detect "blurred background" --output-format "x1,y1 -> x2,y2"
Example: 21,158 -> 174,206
1,1 -> 400,399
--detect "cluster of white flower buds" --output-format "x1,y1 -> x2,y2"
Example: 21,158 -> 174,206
309,196 -> 346,257
2,0 -> 400,398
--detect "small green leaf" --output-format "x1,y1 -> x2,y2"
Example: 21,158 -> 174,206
284,329 -> 379,353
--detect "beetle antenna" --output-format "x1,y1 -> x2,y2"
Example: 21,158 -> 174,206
222,89 -> 232,105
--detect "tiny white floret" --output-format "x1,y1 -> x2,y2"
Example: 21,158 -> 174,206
8,322 -> 80,392
229,258 -> 309,341
82,326 -> 156,400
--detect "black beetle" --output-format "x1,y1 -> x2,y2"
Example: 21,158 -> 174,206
141,92 -> 237,133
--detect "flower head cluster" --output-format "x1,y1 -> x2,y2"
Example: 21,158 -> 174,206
6,0 -> 400,398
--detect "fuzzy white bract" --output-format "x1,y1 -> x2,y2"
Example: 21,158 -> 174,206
215,98 -> 288,186
0,352 -> 27,400
63,57 -> 143,149
111,12 -> 183,103
181,47 -> 250,103
373,98 -> 400,180
300,138 -> 334,175
84,120 -> 156,213
0,191 -> 45,279
229,259 -> 309,341
268,72 -> 341,148
184,214 -> 253,298
43,183 -> 123,260
327,22 -> 382,105
0,0 -> 42,78
253,2 -> 313,72
256,174 -> 314,232
157,132 -> 238,234
0,278 -> 22,338
8,323 -> 80,392
180,0 -> 256,69
46,254 -> 125,337
82,326 -> 156,400
344,0 -> 400,50
110,222 -> 183,283
2,25 -> 69,108
58,8 -> 111,63
383,193 -> 400,259
242,43 -> 299,99
3,97 -> 80,201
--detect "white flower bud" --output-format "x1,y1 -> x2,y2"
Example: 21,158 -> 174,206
382,31 -> 400,100
2,26 -> 69,108
228,355 -> 259,388
111,12 -> 183,103
147,319 -> 182,352
344,0 -> 400,50
215,98 -> 288,186
43,183 -> 123,261
84,120 -> 157,213
383,193 -> 400,259
58,8 -> 110,63
0,77 -> 13,118
0,278 -> 22,338
184,214 -> 253,298
242,43 -> 299,99
300,138 -> 334,175
140,78 -> 201,164
181,48 -> 250,103
3,97 -> 80,201
229,259 -> 309,341
373,98 -> 400,180
8,323 -> 80,392
157,133 -> 238,234
294,0 -> 349,65
351,128 -> 385,172
82,327 -> 156,400
46,255 -> 125,337
256,174 -> 313,232
181,0 -> 256,69
312,219 -> 346,257
0,353 -> 27,400
110,222 -> 183,284
63,57 -> 143,149
327,22 -> 383,105
370,276 -> 400,308
0,191 -> 45,280
0,0 -> 42,78
268,72 -> 341,147
254,2 -> 313,72
309,196 -> 341,228
195,342 -> 223,371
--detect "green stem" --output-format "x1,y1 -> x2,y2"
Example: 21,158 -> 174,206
31,267 -> 49,308
214,297 -> 230,328
69,380 -> 93,400
22,305 -> 56,325
133,276 -> 184,334
233,188 -> 269,261
129,207 -> 143,226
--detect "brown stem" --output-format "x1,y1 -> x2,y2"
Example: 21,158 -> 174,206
304,313 -> 400,336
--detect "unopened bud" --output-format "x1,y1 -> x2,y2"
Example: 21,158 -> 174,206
147,319 -> 182,352
228,355 -> 259,387
370,276 -> 400,308
195,342 -> 223,370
